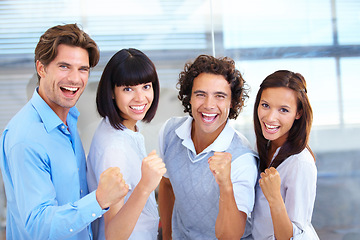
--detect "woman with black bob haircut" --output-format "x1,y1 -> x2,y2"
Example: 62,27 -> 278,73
178,54 -> 249,120
87,48 -> 166,240
96,48 -> 160,130
251,70 -> 319,239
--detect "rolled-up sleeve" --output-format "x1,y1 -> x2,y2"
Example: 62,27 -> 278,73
284,160 -> 318,239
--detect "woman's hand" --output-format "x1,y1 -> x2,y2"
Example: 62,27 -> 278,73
139,150 -> 167,194
259,167 -> 282,204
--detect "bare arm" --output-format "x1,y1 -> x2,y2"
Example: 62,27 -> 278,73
259,167 -> 293,240
209,152 -> 246,239
158,177 -> 175,240
216,183 -> 247,239
104,150 -> 166,240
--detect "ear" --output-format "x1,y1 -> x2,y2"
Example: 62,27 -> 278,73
36,60 -> 46,79
295,110 -> 302,120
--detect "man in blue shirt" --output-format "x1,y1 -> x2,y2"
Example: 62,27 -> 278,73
0,24 -> 129,239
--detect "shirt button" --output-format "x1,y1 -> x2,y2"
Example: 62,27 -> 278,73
61,125 -> 65,129
92,213 -> 96,217
70,229 -> 73,232
80,189 -> 83,193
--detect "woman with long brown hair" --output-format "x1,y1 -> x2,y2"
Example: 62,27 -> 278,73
251,70 -> 319,239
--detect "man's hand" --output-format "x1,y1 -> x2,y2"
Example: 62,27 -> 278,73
96,167 -> 129,209
208,152 -> 232,186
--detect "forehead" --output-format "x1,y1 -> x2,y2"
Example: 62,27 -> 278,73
261,87 -> 298,107
52,44 -> 89,66
192,73 -> 230,93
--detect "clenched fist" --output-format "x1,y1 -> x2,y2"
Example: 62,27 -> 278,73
259,167 -> 282,204
96,167 -> 129,209
138,150 -> 167,194
208,152 -> 232,186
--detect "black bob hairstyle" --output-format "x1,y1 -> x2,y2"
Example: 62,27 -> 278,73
96,48 -> 160,130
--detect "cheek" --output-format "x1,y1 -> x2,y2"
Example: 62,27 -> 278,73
114,95 -> 127,110
223,105 -> 230,116
149,91 -> 154,103
257,107 -> 263,120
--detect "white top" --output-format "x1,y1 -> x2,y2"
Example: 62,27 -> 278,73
87,118 -> 159,240
252,147 -> 319,240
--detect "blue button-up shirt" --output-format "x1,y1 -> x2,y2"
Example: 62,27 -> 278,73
0,89 -> 106,240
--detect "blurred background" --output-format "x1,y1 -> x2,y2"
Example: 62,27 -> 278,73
0,0 -> 359,239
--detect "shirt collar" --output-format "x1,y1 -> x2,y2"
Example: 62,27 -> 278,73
175,116 -> 235,155
30,88 -> 80,133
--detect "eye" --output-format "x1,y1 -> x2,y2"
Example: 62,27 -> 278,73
123,87 -> 132,92
59,64 -> 68,69
216,94 -> 226,99
261,103 -> 269,108
80,67 -> 89,72
143,84 -> 152,90
280,108 -> 289,113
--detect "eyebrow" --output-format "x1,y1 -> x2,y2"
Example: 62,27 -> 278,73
193,90 -> 205,94
260,99 -> 291,109
193,90 -> 228,96
57,61 -> 70,66
57,61 -> 90,70
214,91 -> 228,96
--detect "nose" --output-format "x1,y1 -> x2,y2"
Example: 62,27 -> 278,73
266,109 -> 277,121
134,90 -> 145,102
68,69 -> 82,83
203,96 -> 215,109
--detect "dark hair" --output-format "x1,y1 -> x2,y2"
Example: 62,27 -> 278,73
34,23 -> 99,81
96,48 -> 160,130
177,54 -> 248,119
253,70 -> 314,172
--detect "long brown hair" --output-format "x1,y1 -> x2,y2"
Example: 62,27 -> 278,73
253,70 -> 314,172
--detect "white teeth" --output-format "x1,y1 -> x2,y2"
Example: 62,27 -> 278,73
265,123 -> 278,129
202,113 -> 217,117
62,86 -> 78,92
130,105 -> 145,110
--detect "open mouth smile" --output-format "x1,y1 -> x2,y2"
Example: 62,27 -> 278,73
130,104 -> 146,112
61,86 -> 79,95
264,122 -> 280,133
202,112 -> 218,123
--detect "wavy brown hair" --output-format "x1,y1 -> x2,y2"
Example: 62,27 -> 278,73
35,23 -> 99,81
253,70 -> 314,172
177,54 -> 248,120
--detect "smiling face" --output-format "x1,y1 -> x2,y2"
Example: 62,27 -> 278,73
113,82 -> 154,131
37,44 -> 90,122
257,87 -> 301,148
190,73 -> 231,141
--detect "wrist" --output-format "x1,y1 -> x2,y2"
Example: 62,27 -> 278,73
137,180 -> 153,196
267,194 -> 284,209
95,189 -> 108,209
219,182 -> 234,201
219,180 -> 233,192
